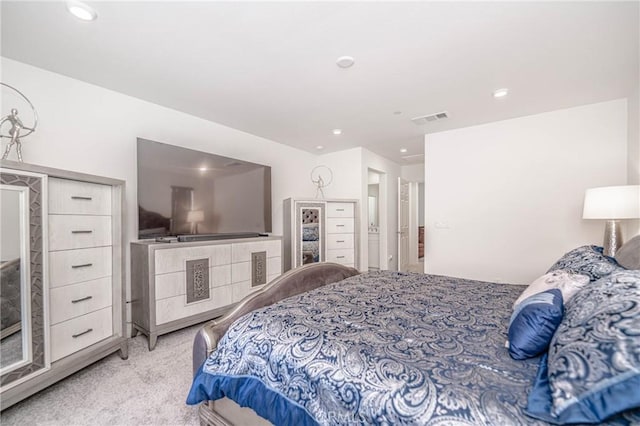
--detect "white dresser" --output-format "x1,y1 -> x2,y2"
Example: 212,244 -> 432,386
131,236 -> 282,350
283,198 -> 359,271
0,160 -> 126,410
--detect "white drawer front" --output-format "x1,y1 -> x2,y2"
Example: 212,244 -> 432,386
231,257 -> 281,284
155,264 -> 231,300
231,240 -> 281,263
326,218 -> 354,234
155,284 -> 233,325
327,202 -> 354,218
49,246 -> 112,288
232,272 -> 280,302
154,244 -> 231,275
326,233 -> 354,250
326,249 -> 354,265
50,307 -> 113,362
49,215 -> 112,251
49,178 -> 112,215
50,277 -> 112,325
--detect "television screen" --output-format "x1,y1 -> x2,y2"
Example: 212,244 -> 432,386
136,138 -> 272,239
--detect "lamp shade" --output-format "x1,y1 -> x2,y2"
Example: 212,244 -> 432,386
583,185 -> 640,219
186,209 -> 204,223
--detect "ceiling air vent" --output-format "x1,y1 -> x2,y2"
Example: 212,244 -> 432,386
411,111 -> 449,125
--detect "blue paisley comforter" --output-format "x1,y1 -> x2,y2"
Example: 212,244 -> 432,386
186,271 -> 633,425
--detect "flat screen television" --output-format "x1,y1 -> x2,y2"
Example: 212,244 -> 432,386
136,138 -> 272,240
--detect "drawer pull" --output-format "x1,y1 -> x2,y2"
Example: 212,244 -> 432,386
72,263 -> 93,269
336,208 -> 345,211
71,230 -> 93,234
336,240 -> 345,243
71,196 -> 93,201
337,256 -> 345,259
71,296 -> 93,304
336,224 -> 345,227
72,328 -> 93,338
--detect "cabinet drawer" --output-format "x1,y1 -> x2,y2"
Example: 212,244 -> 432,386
49,246 -> 112,288
326,233 -> 354,250
50,307 -> 113,362
155,284 -> 233,325
326,249 -> 354,265
49,215 -> 112,251
327,202 -> 354,218
50,277 -> 112,325
326,218 -> 354,234
49,178 -> 112,215
231,240 -> 281,263
155,244 -> 231,275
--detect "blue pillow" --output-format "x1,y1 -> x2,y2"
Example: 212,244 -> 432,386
508,289 -> 563,360
547,245 -> 619,281
525,269 -> 640,424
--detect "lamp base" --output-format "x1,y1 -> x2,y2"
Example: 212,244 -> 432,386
603,220 -> 623,257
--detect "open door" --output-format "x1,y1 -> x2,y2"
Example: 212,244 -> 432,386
398,178 -> 410,272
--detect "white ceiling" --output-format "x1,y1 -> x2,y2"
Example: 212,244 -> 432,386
1,1 -> 638,164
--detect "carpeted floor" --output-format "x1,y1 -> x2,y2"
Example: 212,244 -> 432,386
1,323 -> 204,425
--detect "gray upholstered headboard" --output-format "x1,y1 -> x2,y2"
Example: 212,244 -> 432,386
192,262 -> 359,374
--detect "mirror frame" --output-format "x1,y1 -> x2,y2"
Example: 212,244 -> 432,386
295,202 -> 325,268
0,169 -> 49,389
0,184 -> 32,374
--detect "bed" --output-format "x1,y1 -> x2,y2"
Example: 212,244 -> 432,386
187,244 -> 640,425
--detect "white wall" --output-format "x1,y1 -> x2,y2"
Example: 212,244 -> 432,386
1,57 -> 318,325
401,164 -> 425,182
425,99 -> 628,284
627,82 -> 640,235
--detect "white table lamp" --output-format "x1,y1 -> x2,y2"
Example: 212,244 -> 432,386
583,185 -> 640,256
186,209 -> 205,234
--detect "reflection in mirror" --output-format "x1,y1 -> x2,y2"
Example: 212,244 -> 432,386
301,208 -> 321,264
0,185 -> 31,372
368,184 -> 379,228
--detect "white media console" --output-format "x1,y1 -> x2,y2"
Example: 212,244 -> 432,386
130,236 -> 282,350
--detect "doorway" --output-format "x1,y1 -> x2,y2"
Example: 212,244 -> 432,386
398,178 -> 423,272
367,169 -> 387,271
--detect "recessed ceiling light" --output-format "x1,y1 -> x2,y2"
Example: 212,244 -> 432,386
332,129 -> 342,135
66,1 -> 97,21
199,167 -> 208,172
400,148 -> 408,153
493,88 -> 509,98
316,145 -> 324,150
336,56 -> 355,69
393,111 -> 402,115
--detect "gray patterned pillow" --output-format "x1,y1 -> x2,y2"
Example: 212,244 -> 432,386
615,235 -> 640,270
547,245 -> 619,281
545,269 -> 640,423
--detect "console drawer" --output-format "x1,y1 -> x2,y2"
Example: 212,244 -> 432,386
326,218 -> 354,234
49,215 -> 112,251
50,307 -> 113,362
49,177 -> 112,215
326,249 -> 354,265
326,233 -> 354,250
50,277 -> 112,325
49,246 -> 112,288
327,202 -> 354,218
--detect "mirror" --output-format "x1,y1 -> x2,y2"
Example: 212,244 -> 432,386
368,184 -> 379,229
295,202 -> 325,268
0,168 -> 48,389
0,186 -> 31,372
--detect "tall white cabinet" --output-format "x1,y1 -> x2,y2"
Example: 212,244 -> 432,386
283,198 -> 359,271
0,160 -> 126,410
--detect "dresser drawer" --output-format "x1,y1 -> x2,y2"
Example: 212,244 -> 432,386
326,218 -> 354,234
326,249 -> 354,265
327,202 -> 354,218
49,215 -> 112,251
49,246 -> 112,288
326,233 -> 354,250
50,277 -> 112,325
49,177 -> 112,215
50,307 -> 113,362
155,244 -> 231,275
